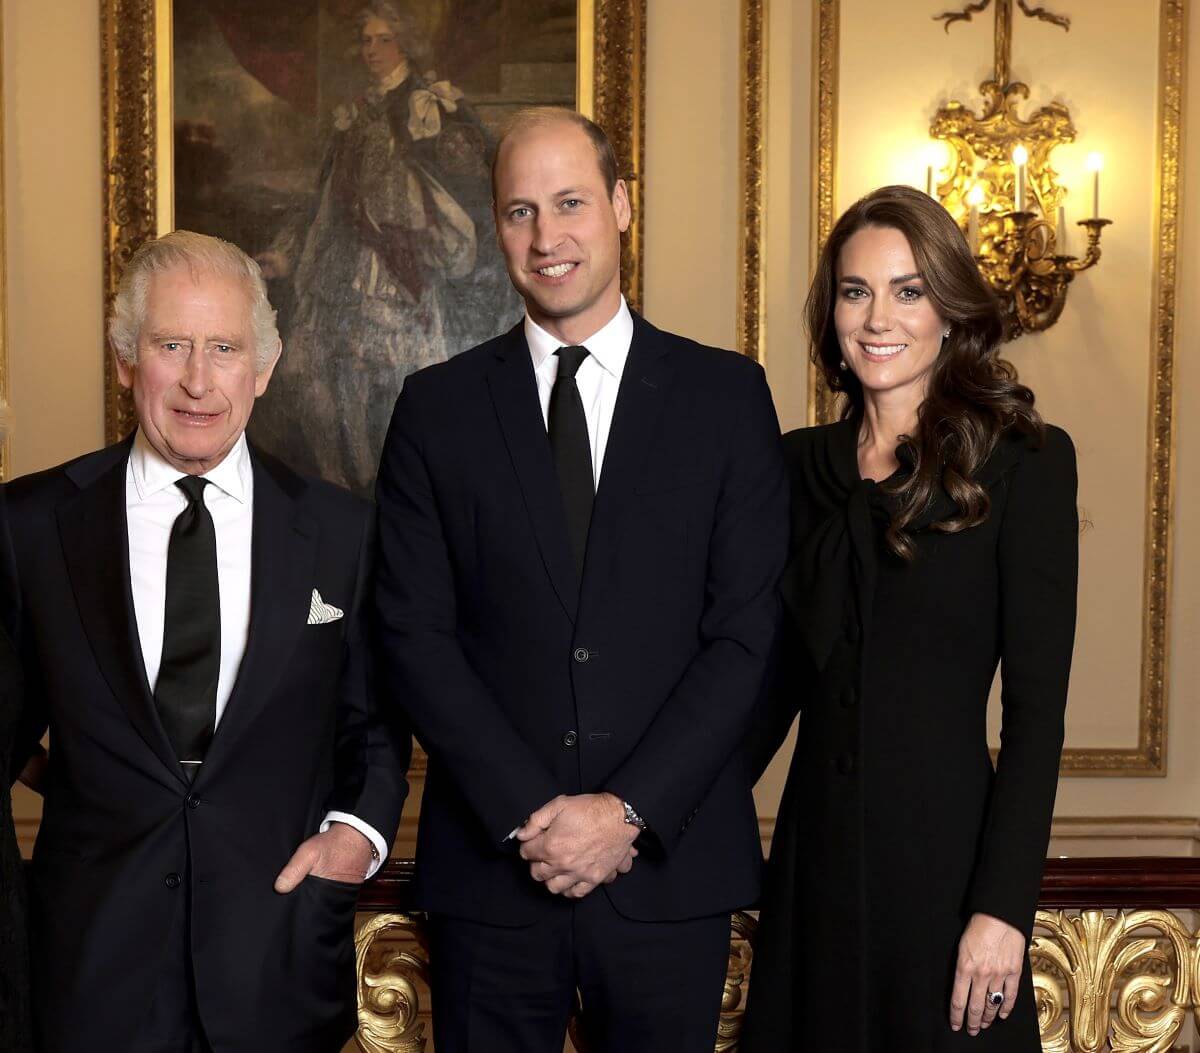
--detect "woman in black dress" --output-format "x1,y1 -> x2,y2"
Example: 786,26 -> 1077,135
740,185 -> 1077,1052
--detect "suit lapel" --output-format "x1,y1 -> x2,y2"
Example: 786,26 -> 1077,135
582,315 -> 674,584
486,324 -> 580,623
57,439 -> 187,786
199,449 -> 316,782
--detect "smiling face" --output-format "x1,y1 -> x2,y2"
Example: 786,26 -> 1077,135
493,119 -> 630,344
116,265 -> 277,474
360,15 -> 404,81
834,224 -> 949,406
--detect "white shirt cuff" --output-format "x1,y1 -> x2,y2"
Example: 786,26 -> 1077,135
321,811 -> 389,879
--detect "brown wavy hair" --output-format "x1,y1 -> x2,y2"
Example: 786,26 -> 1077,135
807,184 -> 1043,560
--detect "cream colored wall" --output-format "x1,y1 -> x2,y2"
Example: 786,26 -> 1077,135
649,0 -> 1200,845
5,0 -> 105,844
4,0 -> 1199,853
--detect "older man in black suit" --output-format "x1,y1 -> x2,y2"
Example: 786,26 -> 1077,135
5,231 -> 408,1052
375,108 -> 789,1052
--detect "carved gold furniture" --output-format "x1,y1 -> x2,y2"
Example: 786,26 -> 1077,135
355,857 -> 1200,1052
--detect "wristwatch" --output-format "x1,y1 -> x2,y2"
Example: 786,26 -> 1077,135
622,800 -> 647,831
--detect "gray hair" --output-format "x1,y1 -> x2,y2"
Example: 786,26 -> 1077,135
108,230 -> 281,373
356,2 -> 429,65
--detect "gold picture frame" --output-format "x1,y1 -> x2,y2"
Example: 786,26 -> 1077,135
101,0 -> 647,445
0,1 -> 9,482
805,0 -> 1183,776
737,0 -> 767,363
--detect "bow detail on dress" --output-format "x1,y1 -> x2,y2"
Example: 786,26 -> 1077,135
408,78 -> 465,141
782,420 -> 1024,671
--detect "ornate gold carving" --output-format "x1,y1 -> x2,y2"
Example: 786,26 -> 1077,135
1032,909 -> 1196,1052
349,902 -> 1200,1051
100,0 -> 647,444
100,0 -> 157,443
355,912 -> 431,1053
590,0 -> 647,314
929,1 -> 1108,342
809,0 -> 840,426
737,0 -> 767,363
716,911 -> 757,1050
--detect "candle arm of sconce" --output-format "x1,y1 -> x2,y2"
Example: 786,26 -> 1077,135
1065,218 -> 1112,273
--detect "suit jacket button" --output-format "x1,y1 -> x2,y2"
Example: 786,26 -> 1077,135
836,754 -> 855,775
186,794 -> 201,809
164,873 -> 182,889
562,731 -> 578,748
573,647 -> 589,663
840,687 -> 857,709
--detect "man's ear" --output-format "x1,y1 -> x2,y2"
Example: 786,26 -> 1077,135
115,349 -> 135,391
611,179 -> 631,234
254,337 -> 283,397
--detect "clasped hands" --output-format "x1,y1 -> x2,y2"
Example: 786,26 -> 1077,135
517,792 -> 640,900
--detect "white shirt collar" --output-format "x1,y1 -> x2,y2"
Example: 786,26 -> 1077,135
524,296 -> 634,378
367,60 -> 411,101
130,428 -> 252,505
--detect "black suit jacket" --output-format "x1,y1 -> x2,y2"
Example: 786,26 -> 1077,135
3,439 -> 408,1053
375,313 -> 788,925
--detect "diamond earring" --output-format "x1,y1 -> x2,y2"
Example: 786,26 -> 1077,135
839,359 -> 849,371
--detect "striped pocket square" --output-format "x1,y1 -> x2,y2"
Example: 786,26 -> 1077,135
307,589 -> 344,625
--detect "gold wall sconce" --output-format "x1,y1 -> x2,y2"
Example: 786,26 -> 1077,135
927,1 -> 1111,340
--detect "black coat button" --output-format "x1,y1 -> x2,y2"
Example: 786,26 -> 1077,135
573,648 -> 589,663
840,687 -> 857,709
845,620 -> 861,644
186,794 -> 201,809
164,873 -> 182,889
836,754 -> 855,775
562,731 -> 578,748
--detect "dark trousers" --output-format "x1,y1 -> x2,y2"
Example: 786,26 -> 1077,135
428,891 -> 731,1053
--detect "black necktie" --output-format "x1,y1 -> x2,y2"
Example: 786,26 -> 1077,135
155,475 -> 220,776
549,346 -> 595,580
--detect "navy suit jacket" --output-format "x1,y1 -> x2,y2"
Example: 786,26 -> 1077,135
4,440 -> 408,1053
375,312 -> 788,925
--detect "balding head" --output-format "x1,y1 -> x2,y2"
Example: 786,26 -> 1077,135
492,107 -> 619,202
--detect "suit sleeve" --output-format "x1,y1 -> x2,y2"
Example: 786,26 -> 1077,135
374,379 -> 561,845
605,364 -> 789,853
741,612 -> 810,787
965,428 -> 1078,939
1,485 -> 46,786
325,506 -> 410,852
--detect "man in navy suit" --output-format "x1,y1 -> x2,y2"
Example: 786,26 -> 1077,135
6,231 -> 407,1052
374,108 -> 788,1052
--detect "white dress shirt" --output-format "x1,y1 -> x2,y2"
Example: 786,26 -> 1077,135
126,430 -> 386,875
504,299 -> 635,842
525,296 -> 635,486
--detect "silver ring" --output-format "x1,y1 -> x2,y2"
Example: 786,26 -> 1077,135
987,991 -> 1004,1008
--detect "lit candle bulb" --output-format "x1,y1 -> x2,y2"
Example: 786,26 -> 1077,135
923,143 -> 945,200
1012,145 -> 1029,212
1086,152 -> 1104,218
967,184 -> 985,255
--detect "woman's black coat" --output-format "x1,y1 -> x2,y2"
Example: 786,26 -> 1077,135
740,419 -> 1078,1052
